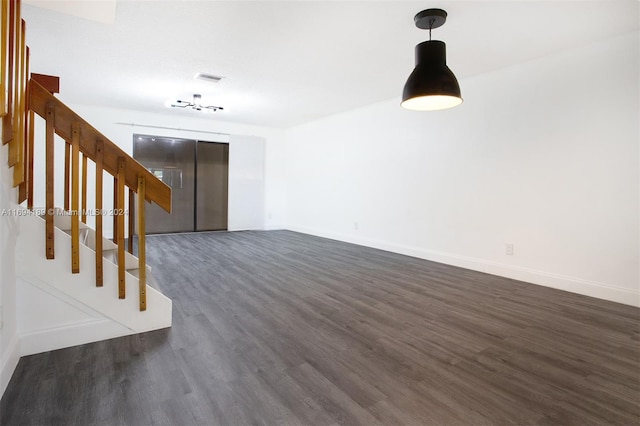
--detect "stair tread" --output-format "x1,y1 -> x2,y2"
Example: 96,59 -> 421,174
36,207 -> 154,276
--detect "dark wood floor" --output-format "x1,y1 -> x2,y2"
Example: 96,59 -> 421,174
2,231 -> 639,425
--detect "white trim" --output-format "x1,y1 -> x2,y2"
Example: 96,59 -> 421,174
264,223 -> 285,231
19,318 -> 133,357
0,334 -> 20,399
287,225 -> 640,307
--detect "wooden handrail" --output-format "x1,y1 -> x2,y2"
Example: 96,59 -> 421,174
29,79 -> 172,213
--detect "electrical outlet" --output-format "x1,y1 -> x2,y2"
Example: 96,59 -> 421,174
505,243 -> 514,256
0,305 -> 3,330
353,221 -> 359,230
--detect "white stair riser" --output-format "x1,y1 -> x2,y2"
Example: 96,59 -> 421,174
16,214 -> 172,336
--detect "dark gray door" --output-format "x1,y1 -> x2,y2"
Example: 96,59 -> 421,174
133,135 -> 195,234
196,142 -> 229,231
133,134 -> 229,234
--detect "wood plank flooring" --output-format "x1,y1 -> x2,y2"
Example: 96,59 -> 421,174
2,230 -> 639,425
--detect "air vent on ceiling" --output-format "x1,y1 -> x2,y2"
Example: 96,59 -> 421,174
194,73 -> 223,83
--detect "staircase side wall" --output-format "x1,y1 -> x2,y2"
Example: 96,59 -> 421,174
15,213 -> 172,356
16,276 -> 134,356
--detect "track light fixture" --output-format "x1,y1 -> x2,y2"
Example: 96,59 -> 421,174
171,94 -> 224,112
401,8 -> 462,111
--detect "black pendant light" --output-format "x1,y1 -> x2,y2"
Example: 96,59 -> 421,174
401,8 -> 462,111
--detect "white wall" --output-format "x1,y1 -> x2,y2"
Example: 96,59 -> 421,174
228,135 -> 265,231
284,32 -> 640,306
264,132 -> 288,230
30,105 -> 287,236
0,133 -> 21,397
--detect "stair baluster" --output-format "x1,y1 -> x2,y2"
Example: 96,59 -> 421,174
0,0 -> 7,118
11,18 -> 25,183
81,153 -> 87,223
63,141 -> 70,210
112,176 -> 117,244
45,102 -> 54,259
117,157 -> 126,299
3,0 -> 16,147
71,122 -> 80,273
128,188 -> 134,254
137,176 -> 146,311
27,109 -> 34,209
95,140 -> 104,287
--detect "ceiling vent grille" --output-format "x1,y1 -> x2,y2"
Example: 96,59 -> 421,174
194,73 -> 223,83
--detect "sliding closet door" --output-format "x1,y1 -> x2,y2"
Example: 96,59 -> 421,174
196,142 -> 229,231
133,135 -> 195,234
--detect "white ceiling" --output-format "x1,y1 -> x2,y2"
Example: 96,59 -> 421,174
22,1 -> 639,128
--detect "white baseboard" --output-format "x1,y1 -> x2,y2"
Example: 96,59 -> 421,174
263,223 -> 285,231
287,225 -> 640,307
0,334 -> 20,399
19,318 -> 134,357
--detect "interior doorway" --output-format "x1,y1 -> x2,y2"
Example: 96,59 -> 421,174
133,134 -> 229,234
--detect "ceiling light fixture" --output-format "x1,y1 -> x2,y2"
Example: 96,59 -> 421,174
194,73 -> 223,84
171,94 -> 224,112
401,8 -> 462,111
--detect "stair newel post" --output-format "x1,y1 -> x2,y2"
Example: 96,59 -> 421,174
70,122 -> 80,274
95,140 -> 104,287
117,157 -> 126,299
81,153 -> 87,223
128,188 -> 134,254
44,102 -> 54,259
137,175 -> 146,311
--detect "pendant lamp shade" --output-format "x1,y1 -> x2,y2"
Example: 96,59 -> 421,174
401,41 -> 462,111
401,9 -> 462,111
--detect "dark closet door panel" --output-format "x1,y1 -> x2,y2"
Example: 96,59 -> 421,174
133,136 -> 195,234
196,142 -> 229,231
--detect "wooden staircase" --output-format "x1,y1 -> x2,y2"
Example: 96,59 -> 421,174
1,0 -> 172,317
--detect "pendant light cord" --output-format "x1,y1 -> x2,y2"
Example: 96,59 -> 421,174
429,18 -> 434,40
